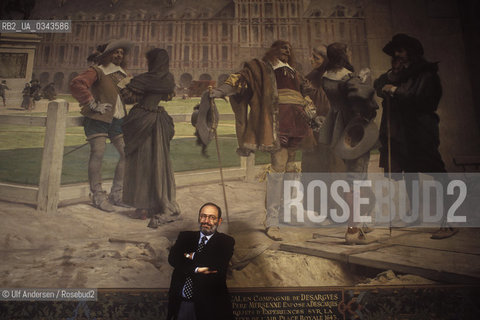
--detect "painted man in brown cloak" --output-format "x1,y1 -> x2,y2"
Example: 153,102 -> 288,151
211,40 -> 325,241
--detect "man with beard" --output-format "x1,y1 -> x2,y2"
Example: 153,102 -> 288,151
210,40 -> 320,241
167,203 -> 234,320
375,33 -> 456,239
70,39 -> 133,212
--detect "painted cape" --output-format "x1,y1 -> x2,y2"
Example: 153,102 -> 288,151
228,59 -> 281,154
121,49 -> 180,215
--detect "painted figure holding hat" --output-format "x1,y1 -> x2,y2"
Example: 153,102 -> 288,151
375,33 -> 457,239
321,42 -> 379,245
70,39 -> 133,212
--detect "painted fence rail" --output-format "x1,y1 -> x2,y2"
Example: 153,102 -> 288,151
0,100 -> 258,213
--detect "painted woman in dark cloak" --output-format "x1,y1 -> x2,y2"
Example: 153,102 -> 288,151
121,48 -> 180,226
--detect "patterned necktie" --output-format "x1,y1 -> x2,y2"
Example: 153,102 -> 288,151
183,236 -> 208,299
197,236 -> 207,253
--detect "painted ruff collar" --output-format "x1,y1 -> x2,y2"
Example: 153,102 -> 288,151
98,63 -> 127,76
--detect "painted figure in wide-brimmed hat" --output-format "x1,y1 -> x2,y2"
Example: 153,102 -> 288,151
120,48 -> 180,227
70,39 -> 133,212
374,33 -> 456,240
320,42 -> 379,245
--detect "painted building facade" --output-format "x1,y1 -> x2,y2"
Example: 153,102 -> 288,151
30,0 -> 368,92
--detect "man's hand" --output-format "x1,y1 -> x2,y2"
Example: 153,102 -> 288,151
197,267 -> 218,274
313,115 -> 325,128
382,84 -> 397,95
88,100 -> 112,114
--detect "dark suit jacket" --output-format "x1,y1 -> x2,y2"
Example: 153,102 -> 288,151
167,231 -> 235,320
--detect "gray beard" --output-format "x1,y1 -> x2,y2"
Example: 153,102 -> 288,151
200,224 -> 217,235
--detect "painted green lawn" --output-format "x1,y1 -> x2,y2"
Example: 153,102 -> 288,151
1,95 -> 378,186
55,95 -> 234,115
0,136 -> 273,185
0,136 -> 272,185
17,96 -> 233,117
0,121 -> 238,150
0,99 -> 271,184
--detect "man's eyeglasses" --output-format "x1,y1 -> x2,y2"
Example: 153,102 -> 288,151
199,214 -> 218,222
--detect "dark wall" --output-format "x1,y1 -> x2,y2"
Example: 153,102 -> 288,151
458,0 -> 480,129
